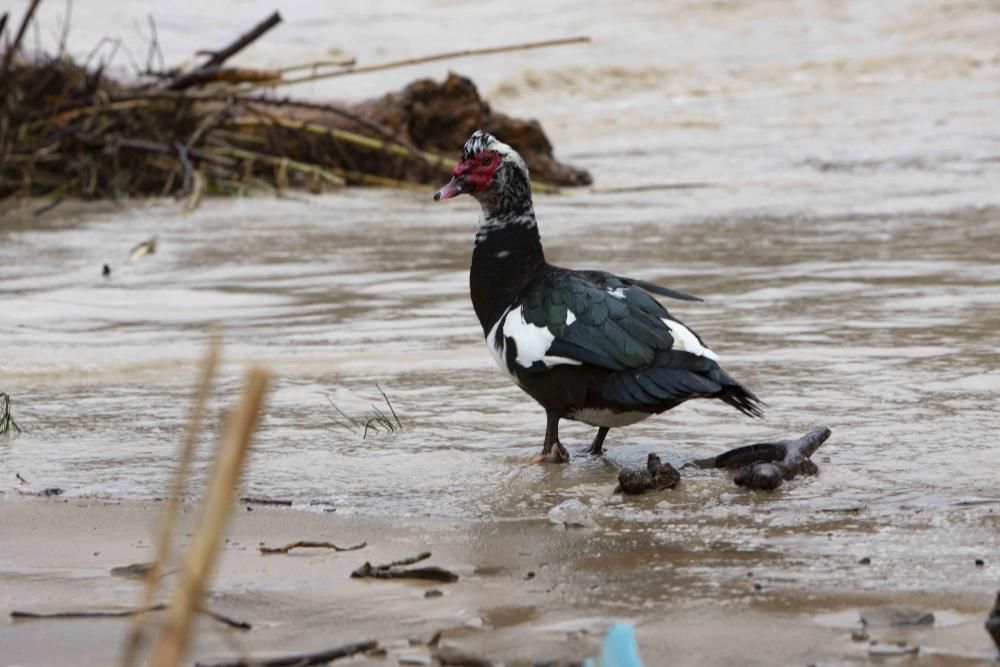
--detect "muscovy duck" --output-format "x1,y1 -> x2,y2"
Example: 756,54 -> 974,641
434,131 -> 762,463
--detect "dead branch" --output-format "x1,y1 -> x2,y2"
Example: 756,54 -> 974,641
259,540 -> 367,555
201,11 -> 282,69
193,640 -> 377,667
167,12 -> 282,91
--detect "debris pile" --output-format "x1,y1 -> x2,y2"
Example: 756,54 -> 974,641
0,4 -> 590,209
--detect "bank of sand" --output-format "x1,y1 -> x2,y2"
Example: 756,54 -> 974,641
0,498 -> 996,666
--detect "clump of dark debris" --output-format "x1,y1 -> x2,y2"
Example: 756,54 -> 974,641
615,453 -> 680,495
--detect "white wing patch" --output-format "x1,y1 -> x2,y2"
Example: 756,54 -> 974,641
486,312 -> 510,373
662,318 -> 720,362
486,305 -> 581,372
503,305 -> 554,368
608,287 -> 626,299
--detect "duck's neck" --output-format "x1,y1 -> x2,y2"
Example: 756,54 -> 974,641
469,203 -> 545,333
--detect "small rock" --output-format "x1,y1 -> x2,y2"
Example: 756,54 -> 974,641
525,571 -> 535,580
397,652 -> 431,666
858,557 -> 871,565
424,589 -> 443,598
861,606 -> 934,628
975,558 -> 985,567
868,640 -> 919,657
850,628 -> 869,642
110,562 -> 155,579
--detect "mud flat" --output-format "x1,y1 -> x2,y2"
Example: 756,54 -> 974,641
0,498 -> 996,666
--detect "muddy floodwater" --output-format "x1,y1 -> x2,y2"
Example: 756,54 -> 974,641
3,0 -> 1000,616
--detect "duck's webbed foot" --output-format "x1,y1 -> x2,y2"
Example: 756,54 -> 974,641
529,442 -> 570,464
529,412 -> 570,464
586,427 -> 610,456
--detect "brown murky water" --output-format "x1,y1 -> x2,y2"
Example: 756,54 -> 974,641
3,0 -> 999,603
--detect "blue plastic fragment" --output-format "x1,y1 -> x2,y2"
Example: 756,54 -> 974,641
582,622 -> 646,667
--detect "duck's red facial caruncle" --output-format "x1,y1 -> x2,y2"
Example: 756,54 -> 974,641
434,150 -> 501,201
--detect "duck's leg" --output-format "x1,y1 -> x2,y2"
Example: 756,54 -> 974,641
529,411 -> 570,463
587,426 -> 610,456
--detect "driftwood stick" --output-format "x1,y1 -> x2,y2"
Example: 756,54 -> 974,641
260,540 -> 367,555
239,496 -> 292,506
202,11 -> 282,68
386,551 -> 431,568
194,640 -> 377,667
167,12 -> 282,90
11,605 -> 250,630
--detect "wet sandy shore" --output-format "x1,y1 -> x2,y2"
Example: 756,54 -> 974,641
1,498 -> 996,666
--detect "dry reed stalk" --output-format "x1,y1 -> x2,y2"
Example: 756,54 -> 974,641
228,35 -> 591,94
119,337 -> 221,667
225,115 -> 456,169
0,0 -> 43,86
147,367 -> 270,667
210,145 -> 346,187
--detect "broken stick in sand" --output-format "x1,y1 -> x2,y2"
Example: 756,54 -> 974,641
260,540 -> 367,555
351,551 -> 459,583
11,605 -> 250,630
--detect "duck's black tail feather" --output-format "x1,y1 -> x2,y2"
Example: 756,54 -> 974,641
717,377 -> 765,419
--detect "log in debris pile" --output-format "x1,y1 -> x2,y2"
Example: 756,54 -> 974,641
0,5 -> 591,208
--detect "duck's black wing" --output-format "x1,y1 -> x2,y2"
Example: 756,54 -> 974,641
515,267 -> 763,417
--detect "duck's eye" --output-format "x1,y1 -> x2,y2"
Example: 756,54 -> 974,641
481,155 -> 492,166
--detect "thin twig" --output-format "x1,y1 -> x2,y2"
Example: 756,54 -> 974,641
259,540 -> 367,555
193,640 -> 377,667
12,605 -> 250,630
238,35 -> 591,92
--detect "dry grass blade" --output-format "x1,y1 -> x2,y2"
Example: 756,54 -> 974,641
211,146 -> 346,187
120,337 -> 220,667
0,0 -> 43,86
147,366 -> 269,667
225,115 -> 455,170
0,392 -> 24,435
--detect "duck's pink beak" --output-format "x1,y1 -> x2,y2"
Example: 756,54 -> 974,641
433,175 -> 472,201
